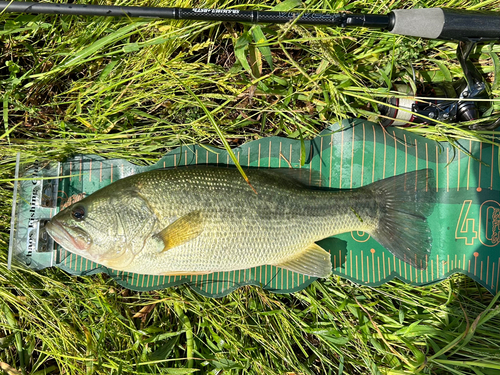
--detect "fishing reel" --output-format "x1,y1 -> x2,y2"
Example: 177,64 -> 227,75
380,41 -> 500,130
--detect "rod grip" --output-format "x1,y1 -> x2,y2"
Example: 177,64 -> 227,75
389,8 -> 500,40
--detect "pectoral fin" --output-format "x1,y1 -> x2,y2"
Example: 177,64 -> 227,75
155,210 -> 204,252
275,243 -> 332,278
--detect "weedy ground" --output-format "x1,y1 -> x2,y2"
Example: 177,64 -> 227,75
1,0 -> 500,374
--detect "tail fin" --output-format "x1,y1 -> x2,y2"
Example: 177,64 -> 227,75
368,169 -> 436,269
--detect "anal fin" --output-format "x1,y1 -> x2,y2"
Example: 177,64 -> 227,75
275,243 -> 332,278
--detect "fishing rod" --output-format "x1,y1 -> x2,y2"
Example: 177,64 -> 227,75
1,1 -> 500,128
0,2 -> 499,41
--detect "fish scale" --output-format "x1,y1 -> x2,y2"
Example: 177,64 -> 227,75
46,166 -> 435,277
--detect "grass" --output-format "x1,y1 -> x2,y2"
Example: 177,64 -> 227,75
1,0 -> 500,374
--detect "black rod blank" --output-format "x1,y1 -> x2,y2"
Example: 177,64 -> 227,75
0,1 -> 391,28
2,2 -> 500,40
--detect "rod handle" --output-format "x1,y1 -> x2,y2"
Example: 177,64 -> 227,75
389,8 -> 500,40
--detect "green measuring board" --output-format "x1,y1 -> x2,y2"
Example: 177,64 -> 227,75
10,119 -> 500,297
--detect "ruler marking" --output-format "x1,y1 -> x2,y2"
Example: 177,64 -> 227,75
319,137 -> 323,186
372,124 -> 376,183
309,146 -> 313,185
435,145 -> 439,192
340,130 -> 344,188
467,140 -> 471,190
425,143 -> 429,191
486,256 -> 490,284
446,147 -> 449,192
377,255 -> 381,282
478,142 -> 482,189
351,126 -> 355,189
279,142 -> 282,168
382,252 -> 386,279
491,136 -> 495,190
492,262 -> 496,289
426,254 -> 429,282
370,251 -> 375,282
383,128 -> 387,178
393,131 -> 397,176
269,141 -> 272,167
350,251 -> 353,278
415,138 -> 418,172
496,258 -> 500,293
361,250 -> 364,282
366,254 -> 370,283
356,255 -> 359,280
404,133 -> 408,174
361,123 -> 365,185
329,133 -> 333,188
258,143 -> 261,167
437,254 -> 440,279
217,272 -> 221,295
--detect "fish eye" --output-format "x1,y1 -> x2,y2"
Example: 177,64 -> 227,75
71,205 -> 86,221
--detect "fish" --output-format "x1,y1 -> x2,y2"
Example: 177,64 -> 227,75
45,166 -> 435,278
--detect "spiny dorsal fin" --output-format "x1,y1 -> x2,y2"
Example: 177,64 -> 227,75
275,243 -> 332,278
155,210 -> 204,252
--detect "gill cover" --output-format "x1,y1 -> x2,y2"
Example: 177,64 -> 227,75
48,188 -> 159,271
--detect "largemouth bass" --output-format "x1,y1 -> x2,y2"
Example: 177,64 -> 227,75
46,167 -> 435,277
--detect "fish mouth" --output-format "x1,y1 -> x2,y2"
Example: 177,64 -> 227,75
45,218 -> 92,253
